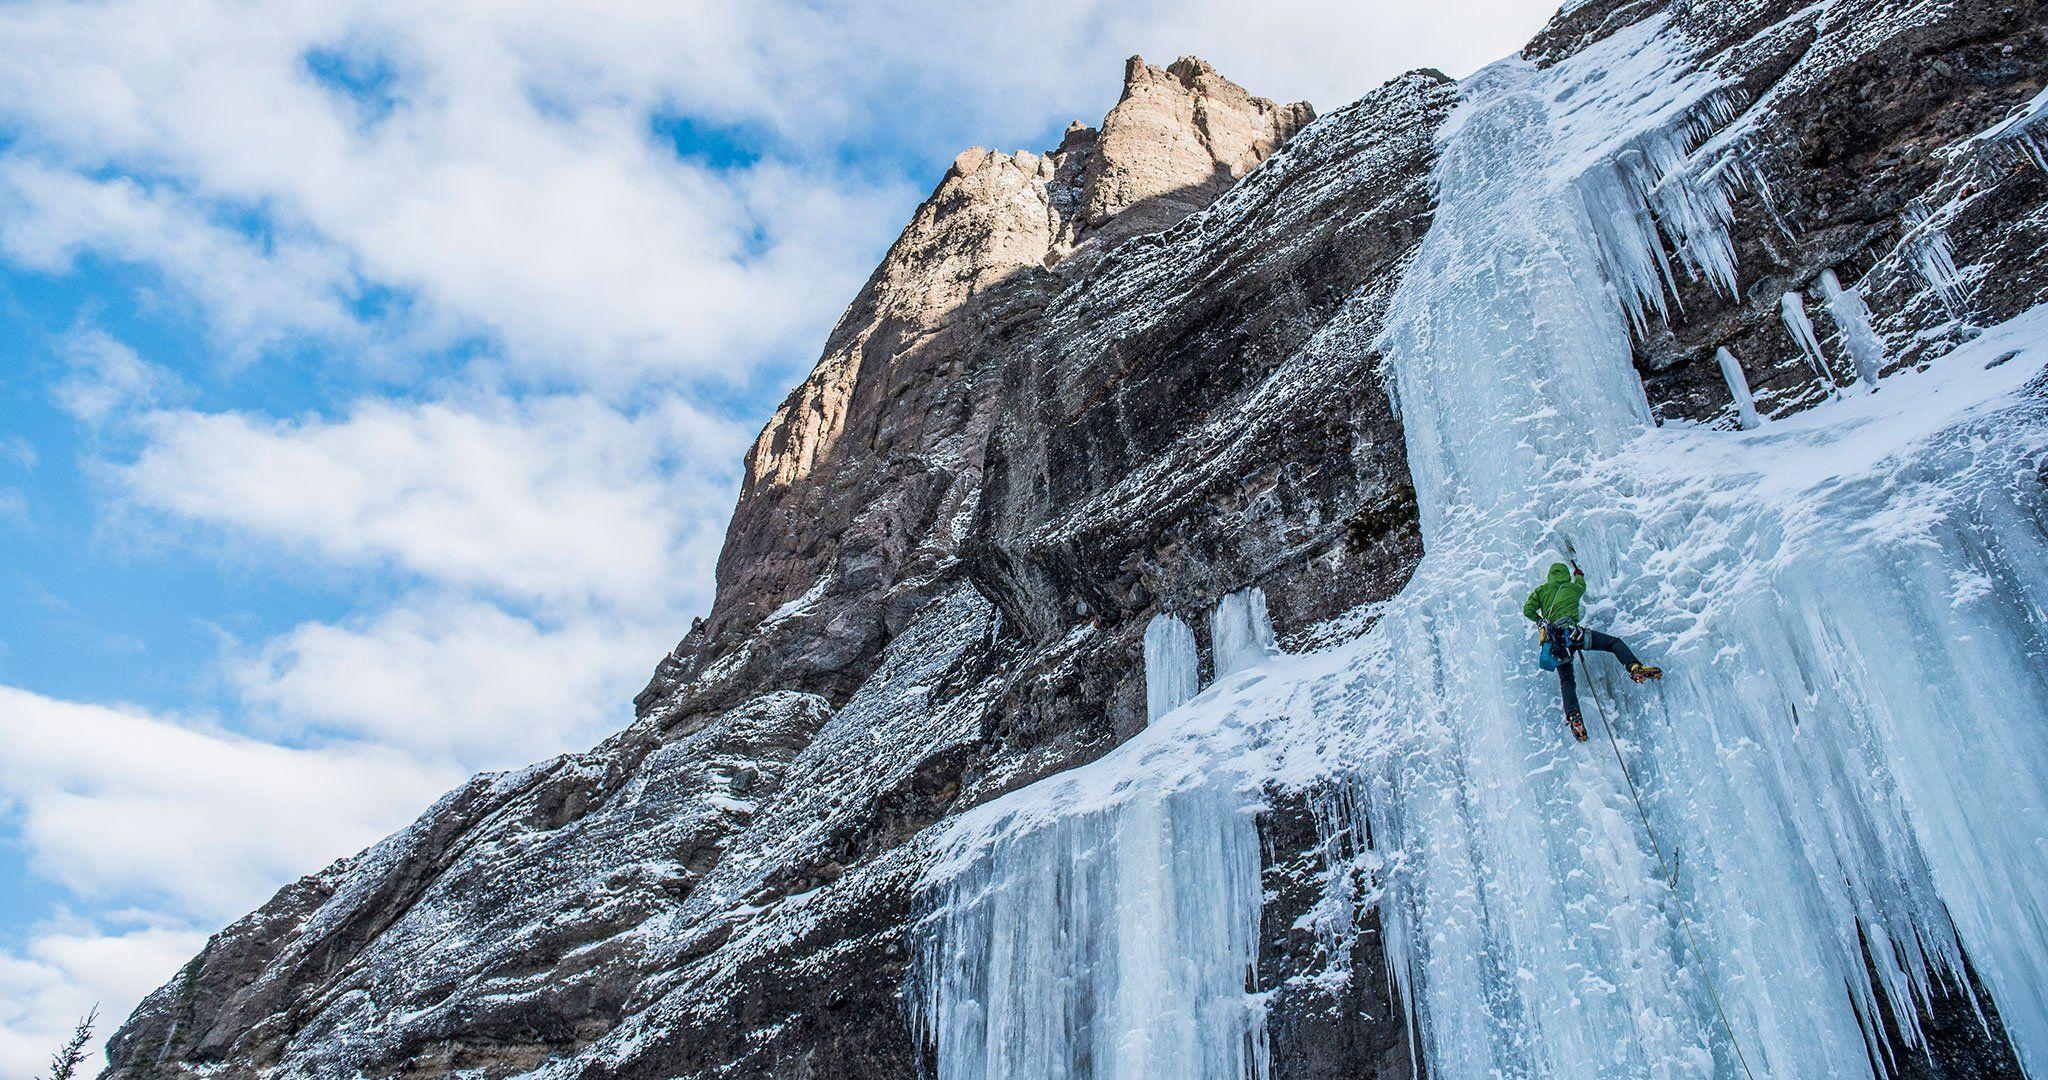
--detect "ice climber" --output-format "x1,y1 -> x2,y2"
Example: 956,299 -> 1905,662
1523,560 -> 1662,742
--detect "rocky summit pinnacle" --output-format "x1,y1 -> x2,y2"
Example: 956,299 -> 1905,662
1071,55 -> 1315,249
104,3 -> 2048,1077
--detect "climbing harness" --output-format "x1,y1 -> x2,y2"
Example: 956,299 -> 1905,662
1581,677 -> 1761,1080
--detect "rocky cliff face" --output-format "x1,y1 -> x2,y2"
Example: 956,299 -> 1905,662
106,1 -> 2048,1076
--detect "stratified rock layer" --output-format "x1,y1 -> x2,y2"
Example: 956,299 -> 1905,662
105,0 -> 2048,1075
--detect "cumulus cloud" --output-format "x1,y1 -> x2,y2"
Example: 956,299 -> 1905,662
0,162 -> 365,357
231,596 -> 666,763
0,0 -> 1555,389
0,1 -> 909,387
118,396 -> 744,616
50,331 -> 187,424
0,916 -> 206,1078
0,685 -> 457,917
108,393 -> 741,762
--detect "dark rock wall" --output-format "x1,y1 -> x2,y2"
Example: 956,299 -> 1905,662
1543,0 -> 2048,425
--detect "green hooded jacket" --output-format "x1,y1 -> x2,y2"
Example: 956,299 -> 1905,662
1522,562 -> 1586,624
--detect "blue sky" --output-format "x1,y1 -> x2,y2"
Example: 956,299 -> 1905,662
0,0 -> 1561,1067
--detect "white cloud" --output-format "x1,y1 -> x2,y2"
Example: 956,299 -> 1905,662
0,162 -> 365,357
231,596 -> 665,763
118,395 -> 743,616
109,393 -> 741,763
51,331 -> 185,424
0,1 -> 908,388
0,0 -> 1557,389
0,916 -> 207,1079
0,685 -> 457,918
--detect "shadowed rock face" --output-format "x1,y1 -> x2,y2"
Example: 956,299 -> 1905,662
106,2 -> 2048,1075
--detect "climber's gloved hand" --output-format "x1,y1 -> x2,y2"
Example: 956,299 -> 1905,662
1570,560 -> 1584,577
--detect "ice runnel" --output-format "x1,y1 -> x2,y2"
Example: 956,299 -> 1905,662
1145,613 -> 1200,722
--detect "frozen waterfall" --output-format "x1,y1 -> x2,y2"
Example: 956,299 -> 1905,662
914,726 -> 1269,1080
917,13 -> 2048,1080
1145,614 -> 1200,723
1210,589 -> 1276,680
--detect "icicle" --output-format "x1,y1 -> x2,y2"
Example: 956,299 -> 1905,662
1818,269 -> 1887,388
1573,89 -> 1748,337
1903,200 -> 1969,321
916,780 -> 1269,1080
1781,290 -> 1839,392
1210,589 -> 1276,678
1716,346 -> 1763,429
1978,85 -> 2048,172
1143,613 -> 1199,722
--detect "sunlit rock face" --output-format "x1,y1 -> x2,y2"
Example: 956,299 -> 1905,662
635,56 -> 1312,725
1061,55 -> 1316,258
105,2 -> 2048,1076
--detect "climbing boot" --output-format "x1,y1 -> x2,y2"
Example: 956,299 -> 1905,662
1566,712 -> 1588,742
1628,662 -> 1663,684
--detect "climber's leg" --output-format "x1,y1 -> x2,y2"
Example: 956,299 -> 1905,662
1557,659 -> 1587,741
1581,627 -> 1662,682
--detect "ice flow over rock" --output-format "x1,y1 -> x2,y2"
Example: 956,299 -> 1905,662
917,13 -> 2048,1080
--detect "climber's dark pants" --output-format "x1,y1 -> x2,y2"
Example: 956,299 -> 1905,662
1548,625 -> 1641,721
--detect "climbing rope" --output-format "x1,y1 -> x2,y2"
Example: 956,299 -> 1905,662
1581,675 -> 1761,1080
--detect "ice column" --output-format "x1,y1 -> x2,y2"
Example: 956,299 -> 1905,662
1818,269 -> 1887,387
1210,589 -> 1275,679
1144,614 -> 1200,722
1781,290 -> 1838,392
1715,347 -> 1763,429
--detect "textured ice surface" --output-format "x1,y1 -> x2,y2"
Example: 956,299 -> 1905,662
915,11 -> 2048,1080
1145,614 -> 1200,722
915,780 -> 1266,1080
